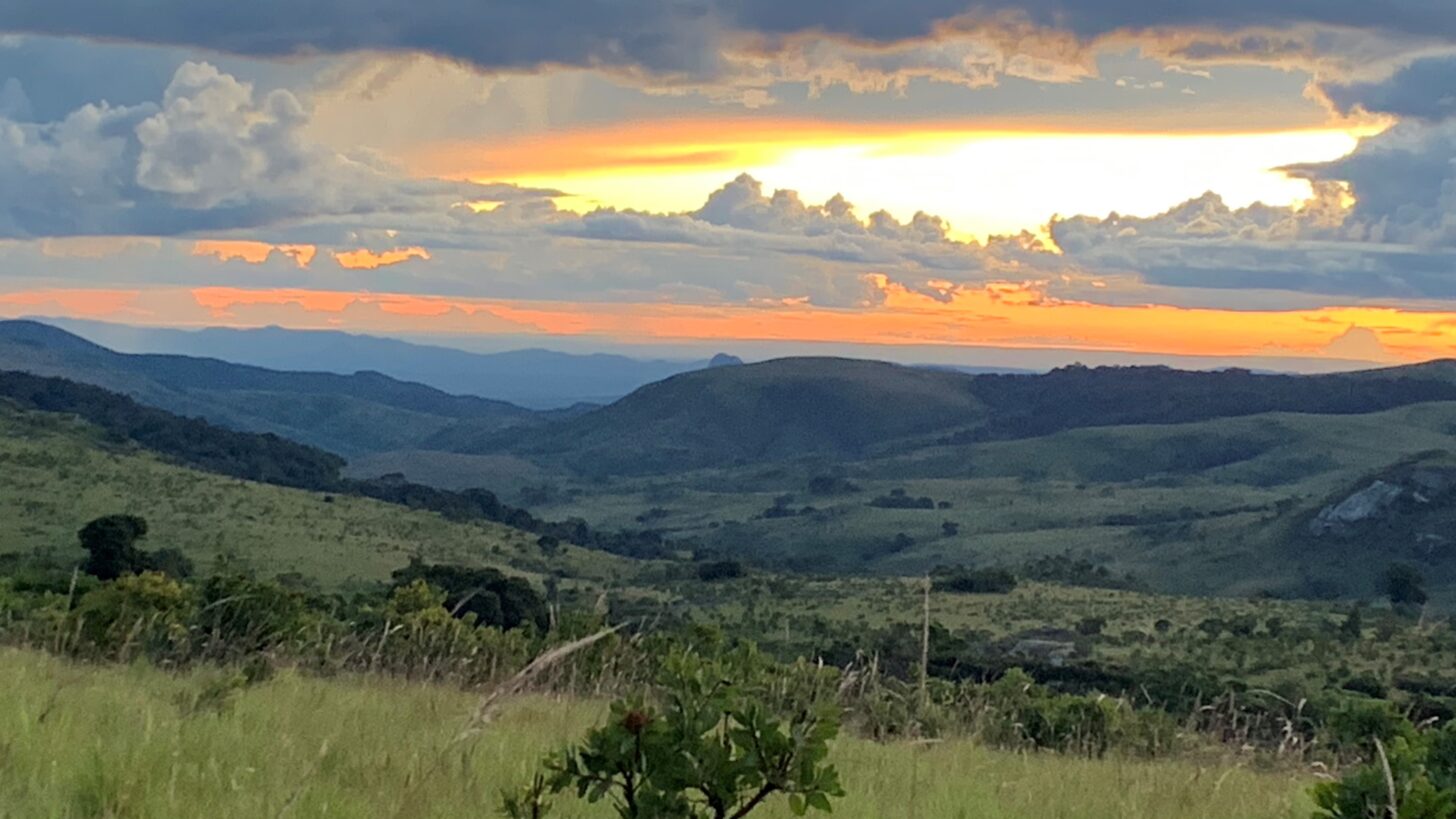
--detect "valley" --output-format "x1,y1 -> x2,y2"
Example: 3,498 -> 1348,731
4,319 -> 1456,819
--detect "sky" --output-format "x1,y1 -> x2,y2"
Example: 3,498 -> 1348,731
5,4 -> 1456,367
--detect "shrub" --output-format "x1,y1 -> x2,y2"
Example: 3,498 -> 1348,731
194,575 -> 310,654
868,490 -> 935,510
509,649 -> 843,818
931,567 -> 1017,595
391,559 -> 548,631
72,571 -> 192,652
1323,697 -> 1417,757
1312,722 -> 1456,819
697,560 -> 747,582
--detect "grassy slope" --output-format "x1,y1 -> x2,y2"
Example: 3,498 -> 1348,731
521,402 -> 1456,604
344,449 -> 549,493
0,406 -> 634,587
491,358 -> 989,473
667,575 -> 1456,693
0,647 -> 1313,819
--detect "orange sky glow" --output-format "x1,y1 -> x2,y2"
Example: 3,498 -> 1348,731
5,283 -> 1456,364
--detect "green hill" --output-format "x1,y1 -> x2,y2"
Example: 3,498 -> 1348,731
464,357 -> 990,474
431,356 -> 1456,476
0,403 -> 633,587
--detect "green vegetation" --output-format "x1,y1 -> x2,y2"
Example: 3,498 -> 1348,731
520,402 -> 1456,605
461,356 -> 1456,475
0,648 -> 1316,819
509,649 -> 843,818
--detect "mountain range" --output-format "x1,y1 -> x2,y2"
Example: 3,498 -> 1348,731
39,318 -> 723,409
0,319 -> 546,457
10,318 -> 1456,475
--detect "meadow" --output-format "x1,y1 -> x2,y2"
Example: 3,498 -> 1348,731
0,648 -> 1316,819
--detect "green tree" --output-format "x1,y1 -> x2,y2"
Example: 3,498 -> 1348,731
391,559 -> 547,631
78,514 -> 150,580
1383,563 -> 1430,608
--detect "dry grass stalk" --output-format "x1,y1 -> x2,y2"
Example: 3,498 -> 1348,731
456,624 -> 625,742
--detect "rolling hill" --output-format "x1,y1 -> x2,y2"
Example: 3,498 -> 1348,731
475,357 -> 991,474
443,355 -> 1456,476
0,320 -> 545,456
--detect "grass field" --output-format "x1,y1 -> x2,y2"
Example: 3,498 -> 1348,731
0,407 -> 635,587
0,648 -> 1316,819
5,400 -> 1452,694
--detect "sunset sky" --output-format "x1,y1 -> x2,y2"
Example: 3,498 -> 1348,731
5,4 -> 1456,367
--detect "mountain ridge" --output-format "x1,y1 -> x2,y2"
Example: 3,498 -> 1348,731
0,319 -> 543,456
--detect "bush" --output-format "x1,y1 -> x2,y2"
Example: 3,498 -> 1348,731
931,567 -> 1017,594
508,649 -> 843,818
1312,722 -> 1456,818
697,560 -> 746,582
1324,697 -> 1417,757
78,515 -> 150,581
72,571 -> 191,652
868,489 -> 936,510
194,575 -> 310,654
391,559 -> 548,631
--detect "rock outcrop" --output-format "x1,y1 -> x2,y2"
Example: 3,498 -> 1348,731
1309,464 -> 1456,537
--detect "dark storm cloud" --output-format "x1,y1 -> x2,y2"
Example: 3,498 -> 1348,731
1286,120 -> 1456,246
1322,54 -> 1456,120
4,0 -> 1456,80
0,0 -> 724,76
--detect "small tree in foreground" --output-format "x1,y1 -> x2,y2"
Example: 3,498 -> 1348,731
1312,719 -> 1456,819
503,650 -> 843,819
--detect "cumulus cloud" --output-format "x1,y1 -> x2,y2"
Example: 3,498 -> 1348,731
1045,119 -> 1456,301
1286,119 -> 1456,246
694,174 -> 873,235
0,61 -> 557,238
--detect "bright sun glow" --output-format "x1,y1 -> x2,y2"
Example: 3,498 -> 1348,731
440,122 -> 1374,241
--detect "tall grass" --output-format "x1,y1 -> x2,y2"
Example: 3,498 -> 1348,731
0,648 -> 1314,819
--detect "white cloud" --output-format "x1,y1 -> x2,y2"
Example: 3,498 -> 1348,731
0,61 -> 556,238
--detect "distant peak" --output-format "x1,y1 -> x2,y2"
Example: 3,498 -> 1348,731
708,353 -> 744,368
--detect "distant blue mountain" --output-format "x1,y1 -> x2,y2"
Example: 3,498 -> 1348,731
40,319 -> 720,409
0,319 -> 550,457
